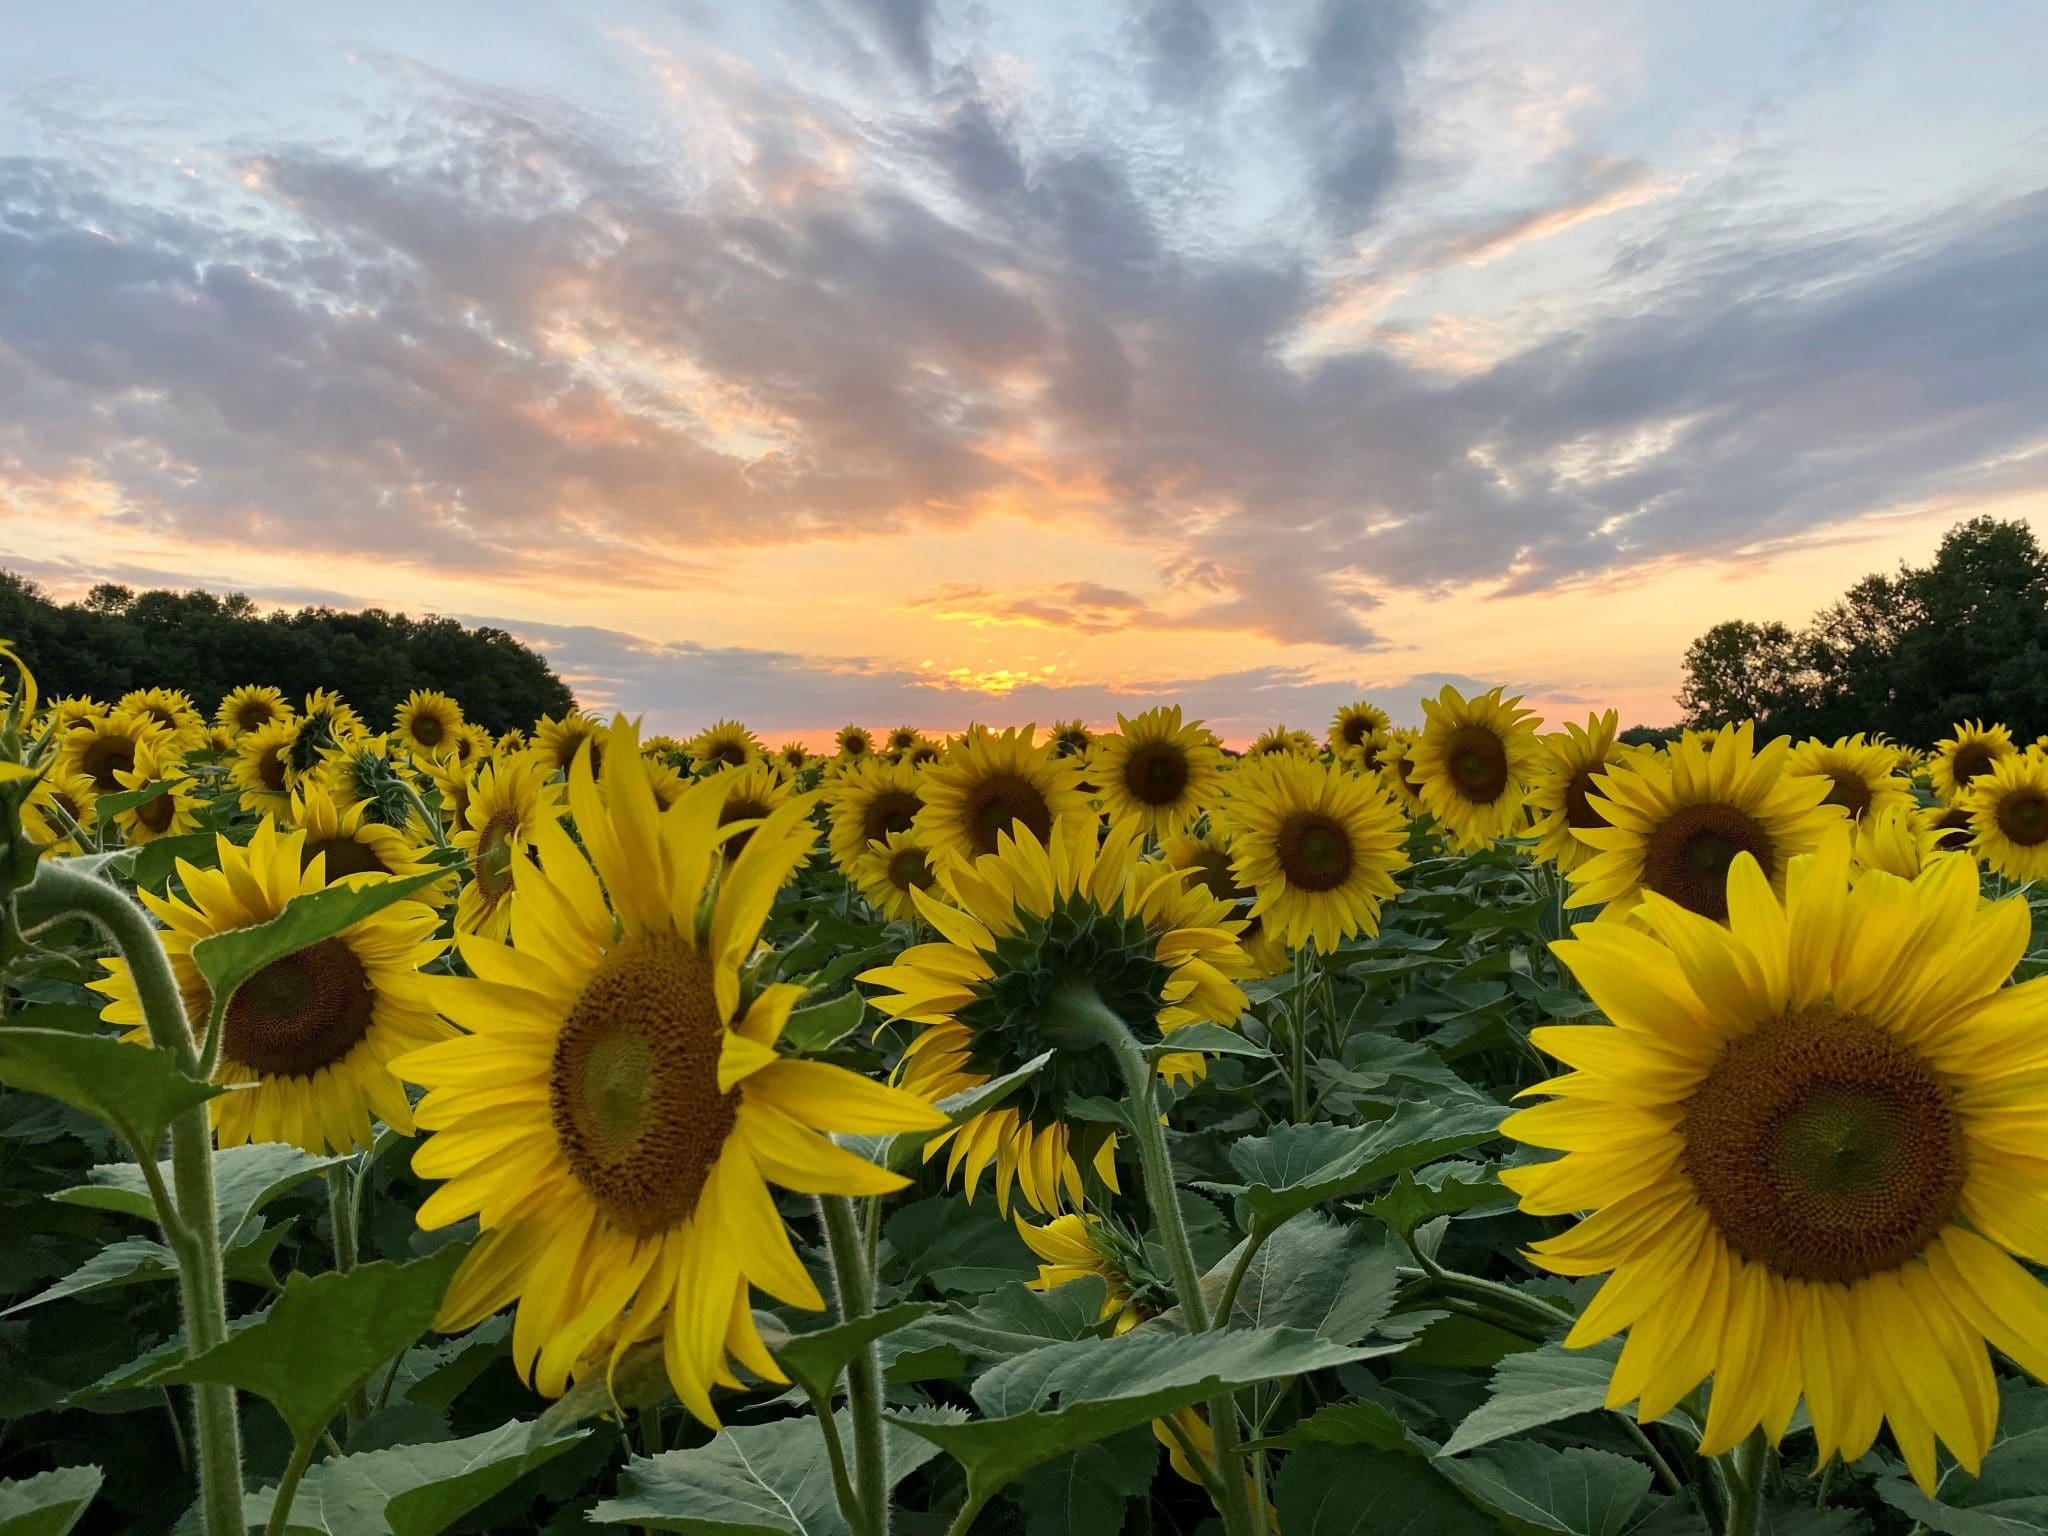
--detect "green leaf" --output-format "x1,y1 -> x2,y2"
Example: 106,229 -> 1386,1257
1247,1397 -> 1437,1457
189,869 -> 446,1002
591,1408 -> 961,1535
892,1324 -> 1400,1506
128,1244 -> 467,1443
1362,1162 -> 1511,1239
132,830 -> 221,894
1439,1338 -> 1623,1457
1275,1443 -> 1496,1535
763,1301 -> 938,1403
243,1421 -> 587,1536
89,779 -> 171,820
1011,1426 -> 1158,1536
1207,1100 -> 1503,1228
1436,1442 -> 1654,1536
1144,1022 -> 1271,1061
0,1466 -> 103,1536
1874,1379 -> 2048,1535
2,1236 -> 178,1313
50,1141 -> 347,1245
779,989 -> 867,1053
1209,1215 -> 1402,1344
886,1277 -> 1108,1381
0,1028 -> 222,1147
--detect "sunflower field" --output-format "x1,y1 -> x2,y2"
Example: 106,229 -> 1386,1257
3,649 -> 2046,1536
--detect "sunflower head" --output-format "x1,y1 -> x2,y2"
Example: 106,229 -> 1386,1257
452,750 -> 564,939
884,725 -> 922,755
1965,750 -> 2048,881
775,741 -> 814,772
1218,754 -> 1409,954
1328,700 -> 1392,755
852,828 -> 939,922
1091,706 -> 1224,839
496,726 -> 527,754
46,697 -> 109,738
1018,1211 -> 1156,1329
708,761 -> 797,865
1247,725 -> 1318,760
22,769 -> 99,854
824,756 -> 926,876
1931,720 -> 2017,804
1379,728 -> 1427,815
684,718 -> 762,773
288,780 -> 443,895
63,711 -> 175,796
1786,734 -> 1914,822
109,744 -> 202,845
1411,685 -> 1543,850
1917,800 -> 1978,854
835,724 -> 875,761
117,687 -> 206,748
536,712 -> 611,778
393,689 -> 465,757
215,684 -> 291,736
1851,803 -> 1946,881
1049,719 -> 1094,758
298,689 -> 366,751
1526,711 -> 1625,872
914,724 -> 1093,870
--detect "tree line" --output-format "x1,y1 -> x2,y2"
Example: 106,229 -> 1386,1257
1676,516 -> 2048,744
0,573 -> 577,734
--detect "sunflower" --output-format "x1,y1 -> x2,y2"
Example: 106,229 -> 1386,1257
45,696 -> 108,739
1048,719 -> 1094,759
117,687 -> 207,751
91,819 -> 449,1153
1091,706 -> 1224,839
394,718 -> 945,1424
450,751 -> 564,940
418,752 -> 474,842
1569,723 -> 1843,923
824,757 -> 927,877
452,723 -> 495,765
384,689 -> 461,759
299,688 -> 366,747
228,718 -> 302,815
1159,826 -> 1290,978
288,782 -> 444,898
685,719 -> 762,773
774,741 -> 814,774
497,727 -> 528,754
1919,801 -> 1978,855
1525,712 -> 1627,872
914,725 -> 1094,871
1327,700 -> 1391,756
834,724 -> 875,763
851,829 -> 939,922
1930,721 -> 2017,805
883,725 -> 922,756
1965,751 -> 2048,881
60,711 -> 175,796
22,770 -> 99,854
644,756 -> 691,811
1380,729 -> 1427,816
903,738 -> 943,769
1786,734 -> 1915,822
1246,725 -> 1318,760
215,684 -> 292,736
862,818 -> 1248,1214
708,762 -> 796,865
640,734 -> 689,765
536,713 -> 610,779
1410,685 -> 1543,850
109,745 -> 203,846
1852,804 -> 1945,882
1506,834 -> 2048,1493
1217,754 -> 1408,953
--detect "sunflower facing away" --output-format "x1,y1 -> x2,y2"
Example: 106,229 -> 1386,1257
1964,750 -> 2048,881
851,828 -> 939,922
862,818 -> 1249,1213
1049,719 -> 1094,758
1930,720 -> 2017,805
1218,754 -> 1408,953
1525,712 -> 1626,873
215,684 -> 291,736
1786,734 -> 1915,822
1411,684 -> 1543,850
92,819 -> 449,1153
1327,700 -> 1392,756
452,752 -> 565,939
1091,706 -> 1224,839
824,757 -> 926,876
1569,722 -> 1843,923
395,719 -> 945,1424
915,724 -> 1093,870
1506,835 -> 2048,1493
536,713 -> 610,779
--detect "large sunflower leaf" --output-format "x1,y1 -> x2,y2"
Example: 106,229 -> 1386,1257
2,1237 -> 177,1313
762,1300 -> 938,1404
125,1244 -> 466,1443
0,1028 -> 222,1149
1203,1100 -> 1504,1229
1874,1379 -> 2048,1535
886,1277 -> 1109,1381
1439,1338 -> 1622,1457
242,1421 -> 587,1536
890,1324 -> 1402,1506
1274,1443 -> 1496,1535
188,867 -> 446,1001
0,1466 -> 103,1536
1206,1213 -> 1403,1342
49,1141 -> 347,1245
1434,1442 -> 1655,1536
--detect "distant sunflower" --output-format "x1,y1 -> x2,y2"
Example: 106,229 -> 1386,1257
1327,701 -> 1392,756
203,726 -> 235,755
450,723 -> 494,765
1160,826 -> 1290,978
22,770 -> 98,854
884,725 -> 922,755
915,725 -> 1094,870
392,689 -> 465,759
640,733 -> 689,764
108,745 -> 202,846
775,741 -> 814,774
686,719 -> 762,773
46,697 -> 108,739
1853,804 -> 1945,881
396,719 -> 945,1423
451,751 -> 563,940
862,819 -> 1248,1213
903,737 -> 943,769
92,819 -> 449,1153
1380,729 -> 1427,816
117,687 -> 207,751
1049,719 -> 1094,758
1569,722 -> 1843,923
1918,801 -> 1978,854
1965,751 -> 2048,881
1246,725 -> 1318,760
1218,754 -> 1408,952
825,757 -> 927,876
229,718 -> 302,815
418,753 -> 475,842
496,727 -> 528,755
1525,712 -> 1626,872
299,688 -> 366,747
643,756 -> 690,811
1507,835 -> 2048,1494
61,712 -> 174,796
215,684 -> 291,737
536,713 -> 610,778
851,829 -> 939,922
1930,721 -> 2017,805
288,782 -> 444,898
709,761 -> 797,865
834,724 -> 875,763
1091,706 -> 1224,839
1411,685 -> 1542,850
1786,734 -> 1915,822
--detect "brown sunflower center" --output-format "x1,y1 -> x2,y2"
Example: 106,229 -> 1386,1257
474,813 -> 518,899
841,735 -> 869,757
1814,769 -> 1869,818
236,701 -> 275,731
305,835 -> 392,881
1444,726 -> 1509,803
1640,801 -> 1776,921
549,931 -> 736,1238
257,745 -> 289,793
888,846 -> 934,892
412,714 -> 445,747
80,736 -> 138,794
1995,791 -> 2048,847
135,789 -> 178,834
861,789 -> 923,845
1950,743 -> 1995,787
1680,1007 -> 1965,1283
1187,846 -> 1247,903
221,938 -> 375,1079
702,739 -> 743,768
1341,716 -> 1369,747
718,797 -> 775,860
1931,806 -> 1975,851
962,773 -> 1052,857
1275,811 -> 1354,892
1563,765 -> 1608,830
1122,740 -> 1190,806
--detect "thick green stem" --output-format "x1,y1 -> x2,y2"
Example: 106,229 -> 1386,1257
819,1195 -> 888,1536
327,1163 -> 373,1427
20,863 -> 243,1535
1722,1429 -> 1769,1536
263,1435 -> 317,1536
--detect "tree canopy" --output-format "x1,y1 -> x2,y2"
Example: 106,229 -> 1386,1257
0,573 -> 577,733
1676,516 -> 2048,743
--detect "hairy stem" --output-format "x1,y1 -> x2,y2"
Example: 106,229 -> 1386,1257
819,1195 -> 888,1536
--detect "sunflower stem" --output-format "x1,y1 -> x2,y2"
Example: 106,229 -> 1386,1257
18,861 -> 245,1536
263,1434 -> 317,1536
1721,1428 -> 1769,1536
819,1195 -> 889,1536
327,1162 -> 373,1427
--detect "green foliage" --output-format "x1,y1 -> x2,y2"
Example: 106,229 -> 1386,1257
0,1466 -> 102,1536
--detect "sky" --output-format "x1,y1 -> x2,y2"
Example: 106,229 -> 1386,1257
1,1 -> 2045,746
